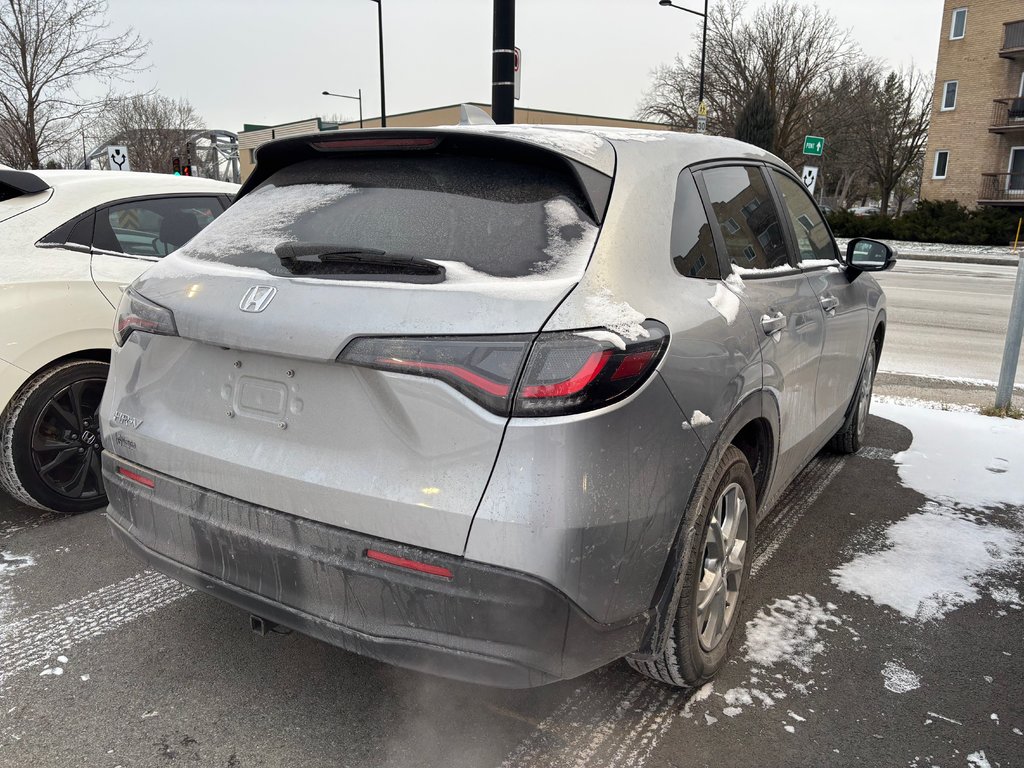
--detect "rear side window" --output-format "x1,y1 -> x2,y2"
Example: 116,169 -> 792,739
671,171 -> 720,279
94,196 -> 225,257
181,155 -> 599,280
770,170 -> 838,265
700,166 -> 789,272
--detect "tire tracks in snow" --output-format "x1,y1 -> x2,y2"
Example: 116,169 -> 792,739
0,570 -> 190,689
500,452 -> 849,768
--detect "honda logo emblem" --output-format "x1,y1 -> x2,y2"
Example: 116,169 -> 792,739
239,285 -> 277,313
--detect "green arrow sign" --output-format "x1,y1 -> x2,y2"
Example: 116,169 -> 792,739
803,135 -> 824,156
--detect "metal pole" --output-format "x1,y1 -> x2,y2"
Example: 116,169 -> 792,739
698,0 -> 707,106
995,254 -> 1024,409
358,88 -> 363,128
492,0 -> 515,124
375,0 -> 387,127
82,132 -> 88,170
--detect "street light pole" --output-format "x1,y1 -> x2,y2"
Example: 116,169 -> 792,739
371,0 -> 387,127
322,89 -> 364,128
659,0 -> 709,133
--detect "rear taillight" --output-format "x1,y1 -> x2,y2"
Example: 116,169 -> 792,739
114,288 -> 178,347
337,322 -> 668,417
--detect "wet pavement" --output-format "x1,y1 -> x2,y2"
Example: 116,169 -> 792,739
1,411 -> 1021,768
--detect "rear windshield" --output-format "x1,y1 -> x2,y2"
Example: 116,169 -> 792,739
179,154 -> 599,280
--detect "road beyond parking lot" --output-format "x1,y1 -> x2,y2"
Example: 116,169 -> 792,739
1,402 -> 1022,768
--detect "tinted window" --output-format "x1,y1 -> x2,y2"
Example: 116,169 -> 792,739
770,171 -> 838,264
671,171 -> 720,279
701,166 -> 789,271
94,196 -> 225,257
39,211 -> 94,248
181,155 -> 598,279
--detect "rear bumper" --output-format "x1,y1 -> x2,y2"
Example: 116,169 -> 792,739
102,452 -> 649,688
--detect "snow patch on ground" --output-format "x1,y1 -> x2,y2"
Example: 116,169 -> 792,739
582,288 -> 650,341
874,400 -> 1024,508
742,594 -> 841,673
871,395 -> 979,414
832,502 -> 1019,622
966,750 -> 992,768
708,283 -> 741,325
881,661 -> 921,693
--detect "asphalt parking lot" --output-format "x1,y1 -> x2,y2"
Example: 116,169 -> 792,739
1,410 -> 1021,768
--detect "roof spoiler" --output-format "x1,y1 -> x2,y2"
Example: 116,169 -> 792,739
0,169 -> 50,200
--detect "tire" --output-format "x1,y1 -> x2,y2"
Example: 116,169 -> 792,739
828,340 -> 877,455
628,445 -> 755,688
0,360 -> 109,514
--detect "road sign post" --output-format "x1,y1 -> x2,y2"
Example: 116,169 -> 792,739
801,165 -> 819,195
995,253 -> 1024,410
696,101 -> 708,134
514,47 -> 521,100
106,145 -> 130,171
803,135 -> 824,157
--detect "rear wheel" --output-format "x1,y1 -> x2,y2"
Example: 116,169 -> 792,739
628,445 -> 755,687
829,340 -> 877,454
0,360 -> 109,513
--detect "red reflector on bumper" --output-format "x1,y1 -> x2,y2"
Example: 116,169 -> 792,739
365,549 -> 454,579
117,467 -> 155,488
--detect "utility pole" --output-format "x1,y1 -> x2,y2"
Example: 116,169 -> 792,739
492,0 -> 515,124
371,0 -> 387,127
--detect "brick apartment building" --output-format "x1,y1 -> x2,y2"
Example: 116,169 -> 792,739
920,0 -> 1024,209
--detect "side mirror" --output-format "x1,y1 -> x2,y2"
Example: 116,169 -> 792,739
846,238 -> 897,274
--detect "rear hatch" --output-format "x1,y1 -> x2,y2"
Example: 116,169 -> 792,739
106,130 -> 614,555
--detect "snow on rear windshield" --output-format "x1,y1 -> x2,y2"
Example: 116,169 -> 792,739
181,155 -> 599,280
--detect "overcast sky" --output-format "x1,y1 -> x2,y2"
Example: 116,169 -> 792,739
103,0 -> 944,132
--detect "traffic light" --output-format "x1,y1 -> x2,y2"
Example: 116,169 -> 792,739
182,165 -> 192,176
172,156 -> 181,175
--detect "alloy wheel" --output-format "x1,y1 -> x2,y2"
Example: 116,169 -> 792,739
29,377 -> 106,501
696,481 -> 749,652
856,345 -> 876,444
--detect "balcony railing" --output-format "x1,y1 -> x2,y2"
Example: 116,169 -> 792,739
979,173 -> 1024,205
1001,20 -> 1024,59
990,97 -> 1024,132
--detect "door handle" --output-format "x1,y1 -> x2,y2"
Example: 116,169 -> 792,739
760,311 -> 787,335
820,295 -> 839,316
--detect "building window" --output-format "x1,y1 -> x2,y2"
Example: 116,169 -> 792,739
933,150 -> 949,180
950,7 -> 967,40
942,81 -> 958,111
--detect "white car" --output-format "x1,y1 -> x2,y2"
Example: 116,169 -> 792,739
0,169 -> 238,513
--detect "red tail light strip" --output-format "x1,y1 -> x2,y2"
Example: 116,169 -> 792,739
520,350 -> 613,399
375,357 -> 510,396
365,549 -> 454,579
117,467 -> 155,489
610,350 -> 657,381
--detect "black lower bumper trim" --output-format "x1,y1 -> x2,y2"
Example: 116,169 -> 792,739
102,452 -> 648,688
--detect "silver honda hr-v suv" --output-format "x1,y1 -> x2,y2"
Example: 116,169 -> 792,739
100,125 -> 893,688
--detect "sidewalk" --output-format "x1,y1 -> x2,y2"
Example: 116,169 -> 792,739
836,238 -> 1021,267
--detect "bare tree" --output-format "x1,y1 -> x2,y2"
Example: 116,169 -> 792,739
0,0 -> 147,169
96,93 -> 204,174
637,0 -> 860,166
853,68 -> 931,216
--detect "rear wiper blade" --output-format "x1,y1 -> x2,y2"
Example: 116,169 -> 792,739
274,242 -> 446,284
275,242 -> 387,263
